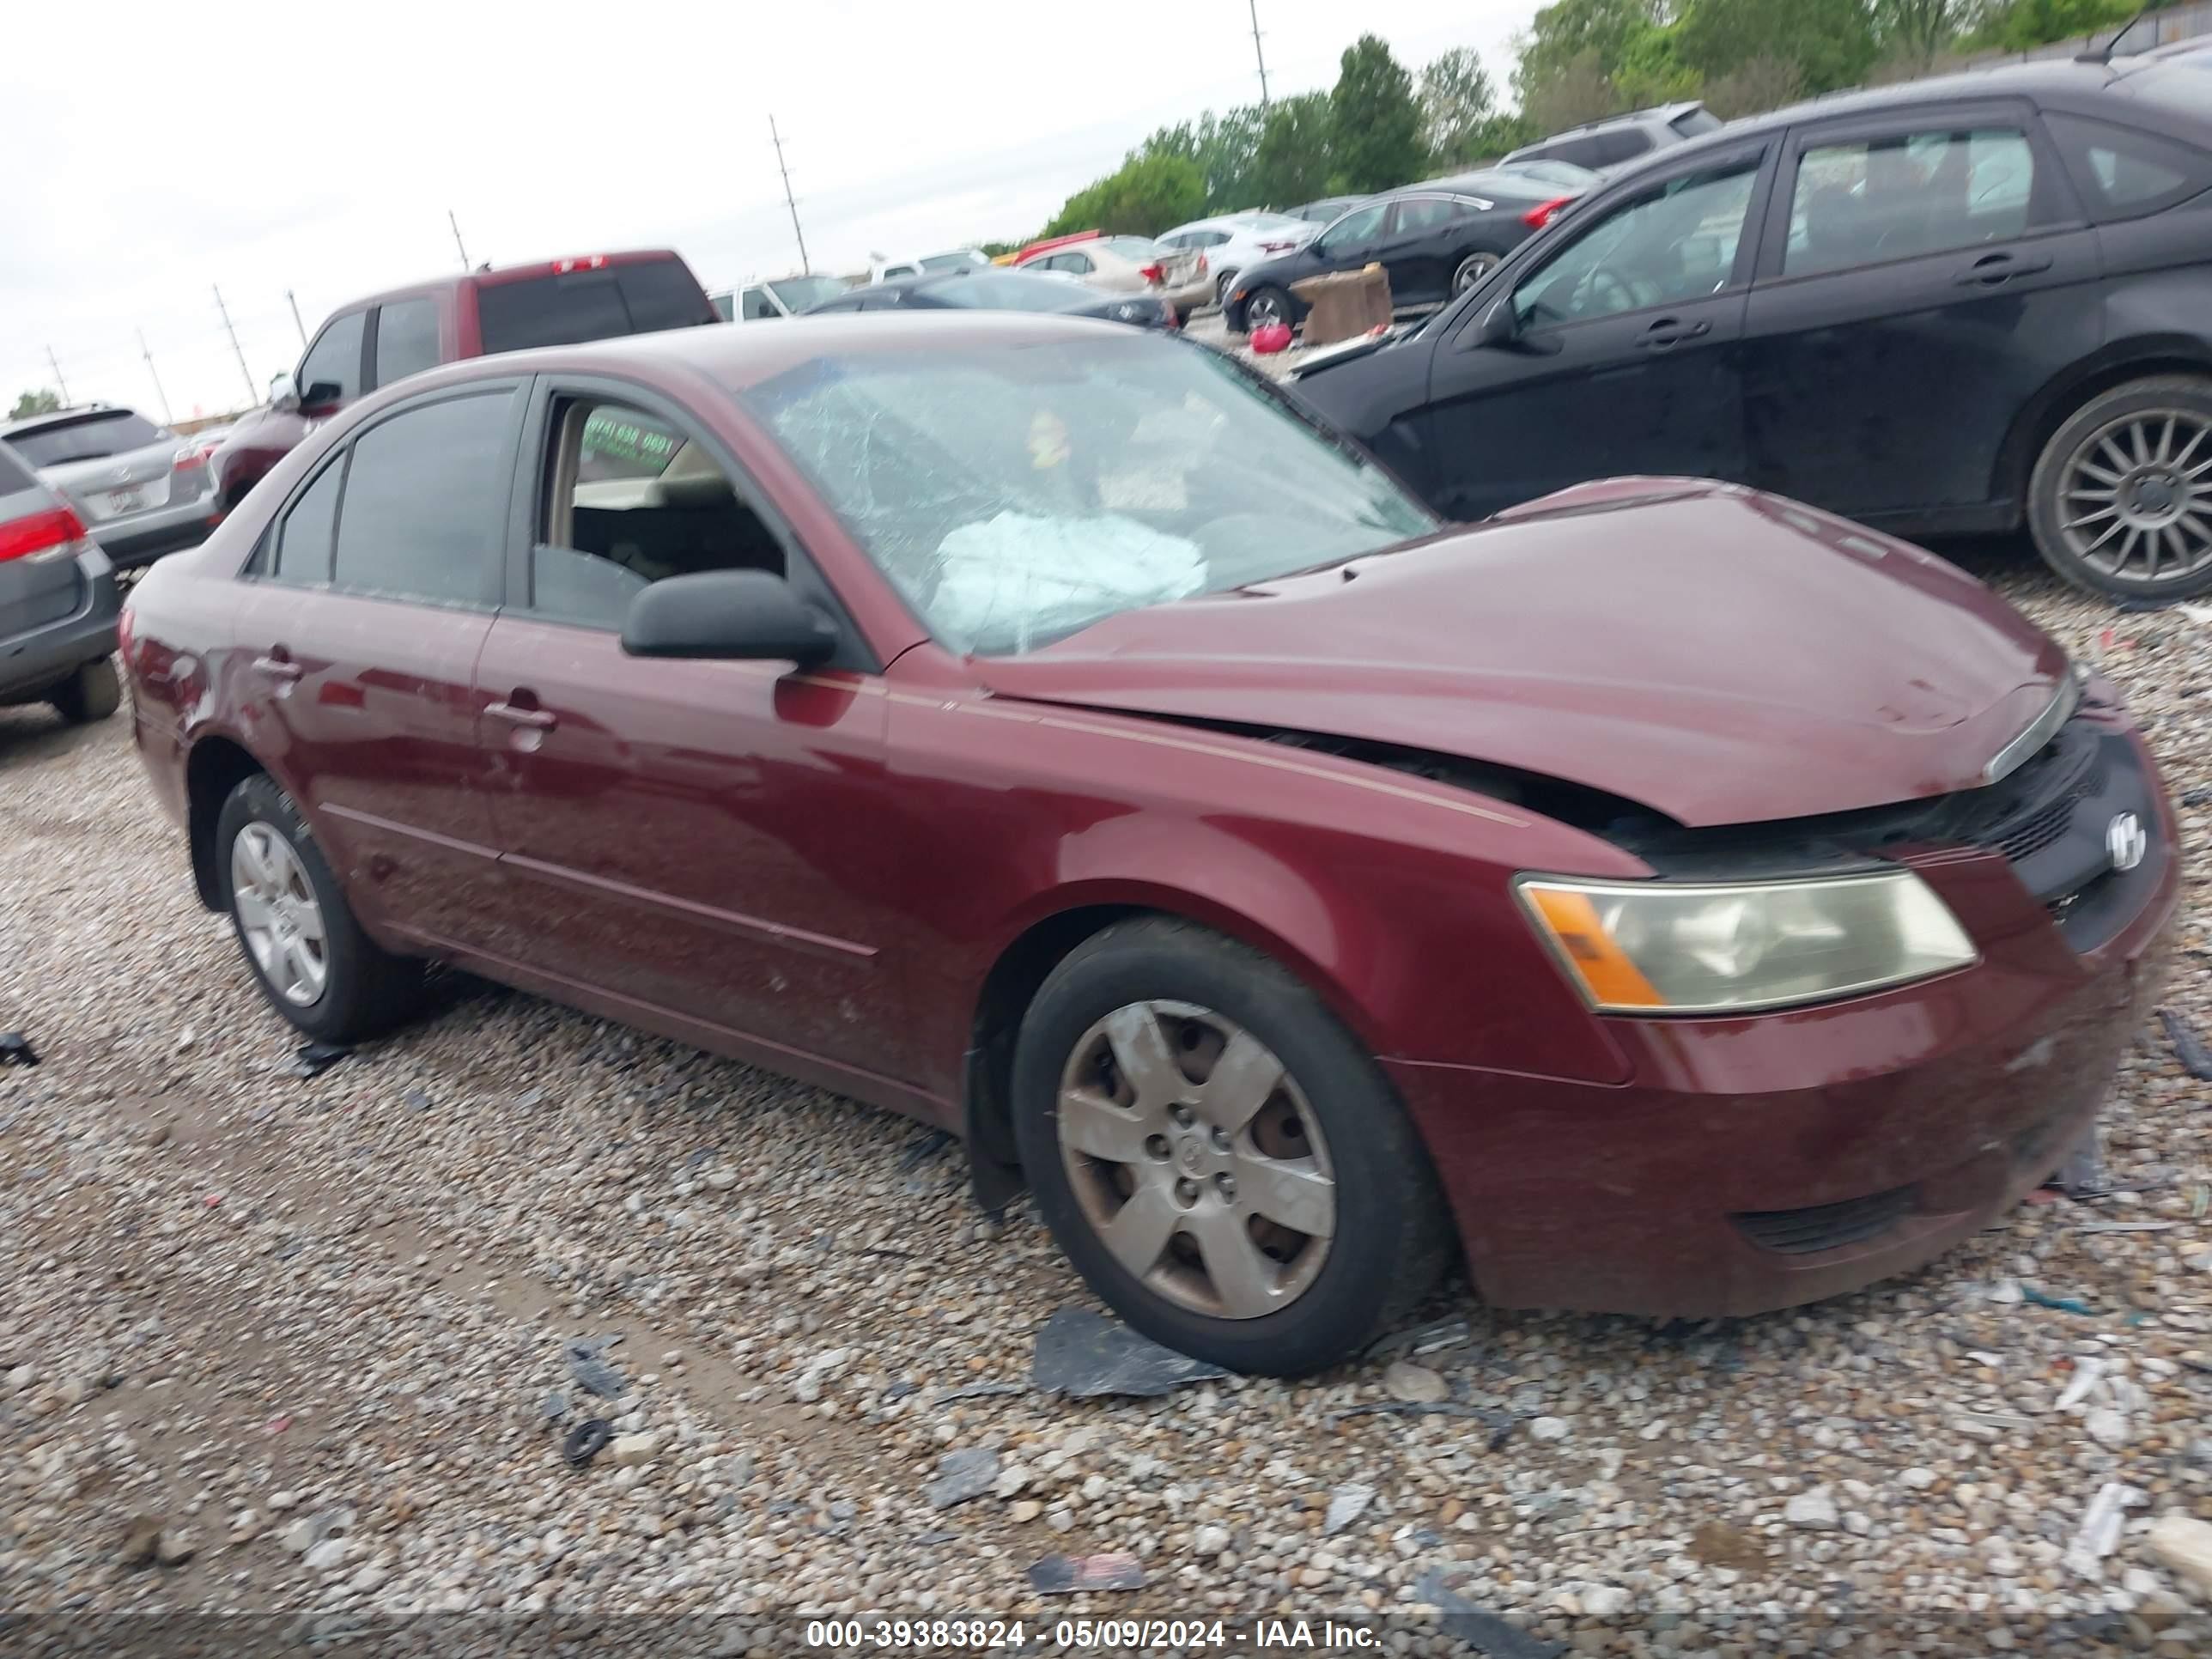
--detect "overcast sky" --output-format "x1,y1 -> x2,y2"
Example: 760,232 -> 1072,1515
2,0 -> 1536,421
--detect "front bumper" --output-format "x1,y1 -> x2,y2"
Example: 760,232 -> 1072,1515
0,548 -> 120,702
1389,726 -> 2181,1318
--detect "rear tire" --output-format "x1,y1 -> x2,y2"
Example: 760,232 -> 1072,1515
2027,374 -> 2212,605
1215,269 -> 1240,308
1012,918 -> 1455,1376
50,657 -> 120,723
216,775 -> 424,1043
1452,251 -> 1502,294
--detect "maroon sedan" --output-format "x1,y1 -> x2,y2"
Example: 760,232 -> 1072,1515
120,315 -> 2179,1375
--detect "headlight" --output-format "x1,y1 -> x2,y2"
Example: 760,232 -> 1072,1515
1516,871 -> 1977,1014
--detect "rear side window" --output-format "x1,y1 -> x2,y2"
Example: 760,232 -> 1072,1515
476,264 -> 710,354
6,410 -> 168,466
2045,112 -> 2212,218
1671,107 -> 1723,139
331,392 -> 514,606
0,442 -> 37,493
275,458 -> 343,585
1785,126 -> 2039,277
373,298 -> 441,386
298,310 -> 367,403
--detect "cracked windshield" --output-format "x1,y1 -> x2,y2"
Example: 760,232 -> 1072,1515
740,338 -> 1435,653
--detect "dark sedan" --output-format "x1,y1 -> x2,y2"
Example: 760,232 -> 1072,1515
120,313 -> 2175,1374
1224,169 -> 1588,333
1291,56 -> 2212,605
806,267 -> 1178,329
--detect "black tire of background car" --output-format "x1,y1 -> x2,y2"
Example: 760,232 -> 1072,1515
49,658 -> 120,723
1452,251 -> 1503,294
2028,374 -> 2212,606
216,774 -> 425,1043
1011,917 -> 1456,1376
1240,284 -> 1296,337
1216,269 -> 1240,307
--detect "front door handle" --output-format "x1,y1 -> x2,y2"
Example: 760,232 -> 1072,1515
485,700 -> 556,731
252,653 -> 302,683
1638,318 -> 1711,350
1954,252 -> 2052,287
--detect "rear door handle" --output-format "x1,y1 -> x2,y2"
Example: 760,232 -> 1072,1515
1638,319 -> 1711,349
252,653 -> 302,683
1954,252 -> 2052,287
485,700 -> 557,731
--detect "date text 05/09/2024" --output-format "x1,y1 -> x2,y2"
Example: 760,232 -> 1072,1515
801,1617 -> 1382,1650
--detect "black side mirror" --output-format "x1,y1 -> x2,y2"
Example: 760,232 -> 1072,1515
620,569 -> 838,667
302,380 -> 345,409
1473,297 -> 1521,349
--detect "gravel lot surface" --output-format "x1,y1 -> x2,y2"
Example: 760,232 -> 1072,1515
2,554 -> 2209,1657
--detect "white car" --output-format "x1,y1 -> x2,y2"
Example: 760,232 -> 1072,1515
1155,211 -> 1320,310
711,274 -> 854,321
869,249 -> 994,283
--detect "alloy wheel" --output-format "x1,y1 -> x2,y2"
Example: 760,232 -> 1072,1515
231,823 -> 329,1006
2057,410 -> 2212,586
1243,291 -> 1285,331
1056,999 -> 1335,1321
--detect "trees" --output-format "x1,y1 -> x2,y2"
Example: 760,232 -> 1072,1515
1673,0 -> 1877,95
1145,106 -> 1267,214
9,388 -> 60,421
1513,0 -> 1668,106
1417,48 -> 1498,168
1966,0 -> 2136,52
1702,52 -> 1806,117
1040,151 -> 1207,239
1329,34 -> 1426,194
1869,0 -> 1980,69
1249,93 -> 1336,207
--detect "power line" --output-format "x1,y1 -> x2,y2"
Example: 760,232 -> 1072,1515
448,210 -> 471,270
1249,0 -> 1271,107
286,289 -> 308,349
212,286 -> 258,405
138,331 -> 173,426
45,346 -> 70,404
769,115 -> 811,274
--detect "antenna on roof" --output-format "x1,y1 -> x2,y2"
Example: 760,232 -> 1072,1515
2078,4 -> 2151,64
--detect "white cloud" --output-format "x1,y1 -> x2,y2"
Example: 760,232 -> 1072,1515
3,0 -> 1533,417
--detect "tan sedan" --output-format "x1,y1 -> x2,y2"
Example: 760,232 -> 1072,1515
1017,235 -> 1212,321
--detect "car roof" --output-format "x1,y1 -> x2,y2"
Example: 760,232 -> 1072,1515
1390,168 -> 1565,200
1534,100 -> 1707,141
343,309 -> 1130,398
330,247 -> 695,315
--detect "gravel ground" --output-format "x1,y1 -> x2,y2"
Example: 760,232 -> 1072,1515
2,556 -> 2209,1658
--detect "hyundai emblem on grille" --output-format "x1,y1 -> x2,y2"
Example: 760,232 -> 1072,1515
2106,812 -> 2148,873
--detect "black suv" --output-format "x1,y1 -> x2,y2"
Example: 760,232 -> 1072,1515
1292,54 -> 2212,604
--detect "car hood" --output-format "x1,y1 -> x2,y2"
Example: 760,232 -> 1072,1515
970,480 -> 2069,828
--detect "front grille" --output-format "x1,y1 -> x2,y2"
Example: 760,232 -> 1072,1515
1993,742 -> 2107,863
1732,1187 -> 1914,1255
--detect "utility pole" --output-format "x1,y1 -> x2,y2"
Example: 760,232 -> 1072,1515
212,285 -> 256,404
137,331 -> 173,426
285,289 -> 308,349
448,210 -> 471,270
1248,0 -> 1270,108
769,115 -> 811,273
43,347 -> 70,405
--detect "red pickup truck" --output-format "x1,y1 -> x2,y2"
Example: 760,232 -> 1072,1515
210,250 -> 719,511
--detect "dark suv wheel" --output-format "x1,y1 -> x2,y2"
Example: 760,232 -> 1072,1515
2028,375 -> 2212,605
1012,918 -> 1454,1376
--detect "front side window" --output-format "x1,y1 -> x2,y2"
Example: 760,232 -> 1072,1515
274,457 -> 343,586
740,286 -> 781,320
767,276 -> 853,312
373,298 -> 440,387
5,409 -> 168,466
298,310 -> 366,403
1784,126 -> 2038,277
1316,202 -> 1389,253
531,398 -> 786,630
2046,111 -> 2211,218
331,391 -> 514,606
1513,161 -> 1759,325
737,337 -> 1435,657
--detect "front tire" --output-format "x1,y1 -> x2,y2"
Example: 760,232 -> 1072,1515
216,775 -> 424,1042
50,657 -> 120,723
1012,918 -> 1454,1376
2027,375 -> 2212,604
1215,269 -> 1240,308
1240,284 -> 1293,336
